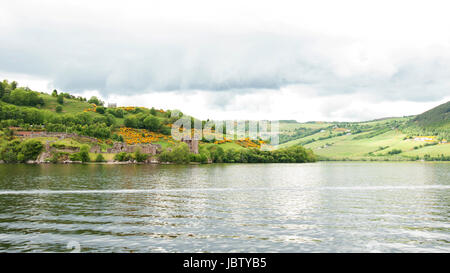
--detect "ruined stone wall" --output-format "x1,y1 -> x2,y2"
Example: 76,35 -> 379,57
106,143 -> 160,155
90,145 -> 101,153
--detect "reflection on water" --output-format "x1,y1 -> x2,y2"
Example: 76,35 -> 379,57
0,162 -> 449,252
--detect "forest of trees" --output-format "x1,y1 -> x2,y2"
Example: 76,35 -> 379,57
0,103 -> 115,139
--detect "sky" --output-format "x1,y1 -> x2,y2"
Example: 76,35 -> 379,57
1,0 -> 450,121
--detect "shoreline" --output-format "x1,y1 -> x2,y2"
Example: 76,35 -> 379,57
1,160 -> 449,165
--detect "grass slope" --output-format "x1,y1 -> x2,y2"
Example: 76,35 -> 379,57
278,112 -> 449,160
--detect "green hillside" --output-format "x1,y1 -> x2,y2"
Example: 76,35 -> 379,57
0,79 -> 315,164
278,102 -> 450,161
0,79 -> 448,162
403,101 -> 450,139
412,101 -> 450,128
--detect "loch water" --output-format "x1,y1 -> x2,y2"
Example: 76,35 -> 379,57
0,162 -> 449,252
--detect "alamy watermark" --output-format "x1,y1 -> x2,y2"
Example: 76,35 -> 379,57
170,112 -> 279,149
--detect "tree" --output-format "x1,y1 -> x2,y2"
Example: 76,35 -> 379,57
134,148 -> 148,162
95,154 -> 105,162
160,125 -> 171,135
107,108 -> 124,118
7,88 -> 44,107
170,143 -> 190,164
150,107 -> 157,115
19,139 -> 43,161
11,81 -> 17,90
124,116 -> 139,128
88,96 -> 104,106
209,146 -> 225,163
104,114 -> 116,126
69,153 -> 81,161
55,105 -> 63,113
114,152 -> 132,162
57,93 -> 64,104
0,81 -> 4,98
52,89 -> 58,97
143,115 -> 160,131
96,106 -> 105,114
158,143 -> 191,164
0,139 -> 43,163
79,145 -> 90,162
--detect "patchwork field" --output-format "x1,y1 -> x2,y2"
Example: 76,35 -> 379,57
278,117 -> 449,161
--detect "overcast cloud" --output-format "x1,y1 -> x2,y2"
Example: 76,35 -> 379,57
1,0 -> 450,121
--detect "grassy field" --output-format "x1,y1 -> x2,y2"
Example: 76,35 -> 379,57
402,143 -> 450,157
279,121 -> 331,131
278,118 -> 449,161
88,153 -> 115,161
40,93 -> 95,114
279,130 -> 331,147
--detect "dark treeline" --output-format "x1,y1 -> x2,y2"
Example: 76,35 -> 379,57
158,143 -> 316,164
1,80 -> 44,107
0,80 -> 117,139
0,103 -> 115,139
109,143 -> 316,164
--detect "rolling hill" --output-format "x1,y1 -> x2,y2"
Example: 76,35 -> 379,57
278,102 -> 450,161
406,101 -> 450,137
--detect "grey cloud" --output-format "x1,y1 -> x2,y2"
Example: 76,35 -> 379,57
1,18 -> 450,103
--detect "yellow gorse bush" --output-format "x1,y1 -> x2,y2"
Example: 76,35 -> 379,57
117,127 -> 168,145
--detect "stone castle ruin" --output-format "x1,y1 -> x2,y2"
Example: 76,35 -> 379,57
181,138 -> 199,154
11,129 -> 162,156
11,128 -> 194,160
